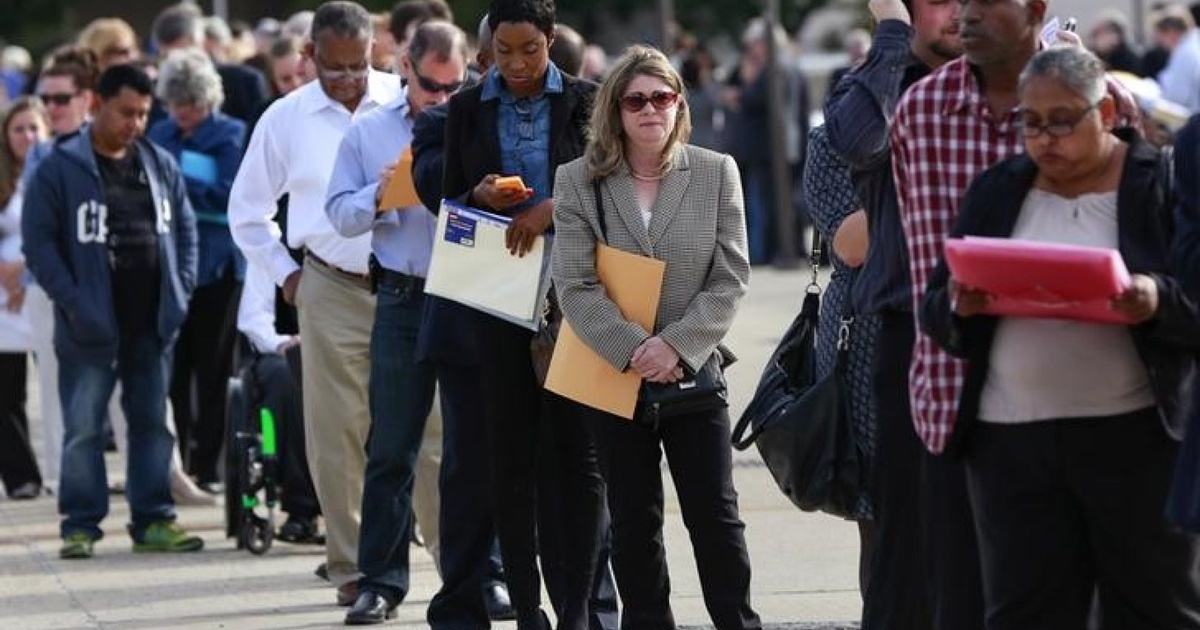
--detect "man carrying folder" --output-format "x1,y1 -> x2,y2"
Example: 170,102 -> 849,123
324,20 -> 482,628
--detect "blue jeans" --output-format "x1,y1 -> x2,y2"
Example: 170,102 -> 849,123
58,332 -> 175,541
359,274 -> 436,601
745,167 -> 773,266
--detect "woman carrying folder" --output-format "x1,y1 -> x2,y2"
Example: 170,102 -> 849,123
922,47 -> 1200,629
440,1 -> 603,628
551,46 -> 759,630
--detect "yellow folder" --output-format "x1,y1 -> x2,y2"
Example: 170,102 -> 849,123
545,244 -> 665,419
378,148 -> 420,210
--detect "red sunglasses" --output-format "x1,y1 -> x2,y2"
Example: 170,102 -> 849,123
619,90 -> 679,113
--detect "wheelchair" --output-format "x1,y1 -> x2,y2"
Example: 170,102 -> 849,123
223,351 -> 287,555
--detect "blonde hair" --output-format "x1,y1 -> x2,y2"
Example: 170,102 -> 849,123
0,96 -> 49,208
77,18 -> 139,61
586,44 -> 690,181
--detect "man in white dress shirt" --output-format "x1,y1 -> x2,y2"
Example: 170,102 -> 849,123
228,0 -> 401,605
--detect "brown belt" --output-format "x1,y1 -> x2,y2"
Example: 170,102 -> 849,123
304,250 -> 371,287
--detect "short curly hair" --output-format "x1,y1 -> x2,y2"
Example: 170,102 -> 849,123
487,0 -> 555,36
155,48 -> 225,109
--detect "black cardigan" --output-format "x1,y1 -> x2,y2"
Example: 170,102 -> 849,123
922,128 -> 1200,447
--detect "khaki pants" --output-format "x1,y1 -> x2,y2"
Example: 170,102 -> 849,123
296,260 -> 374,588
412,387 -> 443,570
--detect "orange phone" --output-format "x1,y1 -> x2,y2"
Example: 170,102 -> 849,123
494,175 -> 527,192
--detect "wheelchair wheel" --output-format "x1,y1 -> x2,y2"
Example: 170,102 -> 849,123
224,377 -> 247,542
240,512 -> 274,555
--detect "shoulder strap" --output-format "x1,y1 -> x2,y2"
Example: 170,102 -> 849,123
593,179 -> 608,243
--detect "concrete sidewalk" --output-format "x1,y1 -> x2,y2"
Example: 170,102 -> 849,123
0,267 -> 865,630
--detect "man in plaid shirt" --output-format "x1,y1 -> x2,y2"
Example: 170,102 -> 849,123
890,0 -> 1140,627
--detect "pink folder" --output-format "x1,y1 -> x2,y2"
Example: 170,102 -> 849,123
943,236 -> 1134,324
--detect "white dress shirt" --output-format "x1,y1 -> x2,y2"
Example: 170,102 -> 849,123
228,70 -> 403,284
1158,29 -> 1200,113
237,258 -> 290,355
0,187 -> 31,352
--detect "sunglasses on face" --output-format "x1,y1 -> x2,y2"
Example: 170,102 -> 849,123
411,66 -> 464,95
619,90 -> 679,113
39,92 -> 78,107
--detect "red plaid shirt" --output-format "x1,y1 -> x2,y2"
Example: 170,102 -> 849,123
890,57 -> 1140,454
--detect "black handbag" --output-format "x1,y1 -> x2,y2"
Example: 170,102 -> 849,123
590,180 -> 728,429
730,238 -> 864,518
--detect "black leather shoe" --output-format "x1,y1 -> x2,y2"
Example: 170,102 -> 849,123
344,591 -> 397,625
484,582 -> 516,621
278,515 -> 323,544
515,608 -> 551,630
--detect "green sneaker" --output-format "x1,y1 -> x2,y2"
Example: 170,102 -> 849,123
60,532 -> 95,559
132,521 -> 204,553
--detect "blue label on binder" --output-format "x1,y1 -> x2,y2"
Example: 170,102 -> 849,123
445,211 -> 477,247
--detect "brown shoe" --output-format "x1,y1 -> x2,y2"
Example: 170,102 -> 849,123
336,581 -> 359,607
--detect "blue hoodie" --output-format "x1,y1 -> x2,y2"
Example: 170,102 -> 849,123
21,126 -> 198,362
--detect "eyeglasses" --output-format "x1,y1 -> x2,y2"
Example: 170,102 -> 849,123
1017,101 -> 1101,138
619,90 -> 679,113
313,55 -> 370,81
410,63 -> 464,95
38,92 -> 78,107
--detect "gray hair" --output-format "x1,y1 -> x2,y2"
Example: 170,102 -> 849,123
153,5 -> 204,48
1018,47 -> 1107,105
311,1 -> 373,43
156,48 -> 225,109
204,16 -> 233,47
407,20 -> 468,66
283,12 -> 315,39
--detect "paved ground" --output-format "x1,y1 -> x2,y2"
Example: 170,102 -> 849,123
0,266 -> 865,630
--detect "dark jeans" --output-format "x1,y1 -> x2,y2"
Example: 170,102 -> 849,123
0,352 -> 39,493
58,332 -> 175,541
359,274 -> 436,602
246,351 -> 318,519
171,271 -> 240,483
428,362 -> 497,630
585,404 -> 761,630
475,314 -> 604,630
966,410 -> 1200,630
861,311 -> 931,630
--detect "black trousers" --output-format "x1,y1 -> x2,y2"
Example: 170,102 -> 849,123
585,405 -> 762,630
966,409 -> 1200,630
475,315 -> 604,630
247,351 -> 319,518
171,271 -> 240,483
0,352 -> 39,493
920,439 -> 985,630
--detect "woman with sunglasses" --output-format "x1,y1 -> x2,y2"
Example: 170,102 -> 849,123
922,46 -> 1200,629
552,45 -> 759,630
441,0 -> 604,628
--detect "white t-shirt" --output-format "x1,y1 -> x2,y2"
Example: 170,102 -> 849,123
978,189 -> 1155,423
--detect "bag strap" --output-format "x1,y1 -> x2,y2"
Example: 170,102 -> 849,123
593,179 -> 608,244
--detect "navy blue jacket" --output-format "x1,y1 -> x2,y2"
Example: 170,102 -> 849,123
923,129 -> 1199,445
22,127 -> 198,361
148,111 -> 246,286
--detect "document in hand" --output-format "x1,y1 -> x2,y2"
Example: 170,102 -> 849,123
425,201 -> 551,330
377,148 -> 420,210
180,150 -> 218,185
943,236 -> 1134,324
544,244 -> 666,419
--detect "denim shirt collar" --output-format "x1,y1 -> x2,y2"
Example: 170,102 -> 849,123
481,62 -> 565,103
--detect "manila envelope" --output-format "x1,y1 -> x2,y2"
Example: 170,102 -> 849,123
378,147 -> 420,210
545,244 -> 665,419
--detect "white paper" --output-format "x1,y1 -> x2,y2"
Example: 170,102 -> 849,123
424,200 -> 550,331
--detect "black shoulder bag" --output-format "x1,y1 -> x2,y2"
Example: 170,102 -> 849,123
592,180 -> 728,430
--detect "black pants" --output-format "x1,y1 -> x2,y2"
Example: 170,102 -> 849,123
0,353 -> 39,493
476,315 -> 604,630
171,271 -> 240,483
966,410 -> 1200,630
247,351 -> 319,518
585,405 -> 762,630
921,440 -> 985,630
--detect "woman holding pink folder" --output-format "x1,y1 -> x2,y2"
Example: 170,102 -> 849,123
922,47 -> 1200,629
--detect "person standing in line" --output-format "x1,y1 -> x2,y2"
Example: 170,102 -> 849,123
22,64 -> 200,559
325,20 -> 482,627
551,45 -> 759,630
0,96 -> 47,500
228,0 -> 402,606
822,0 -> 960,626
441,0 -> 605,627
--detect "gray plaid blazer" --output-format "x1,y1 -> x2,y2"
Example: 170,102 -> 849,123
551,144 -> 750,373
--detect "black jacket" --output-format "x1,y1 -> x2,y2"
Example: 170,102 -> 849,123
922,129 -> 1199,444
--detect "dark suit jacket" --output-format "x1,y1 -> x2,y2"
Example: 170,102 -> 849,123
218,63 -> 270,124
412,72 -> 595,366
922,129 -> 1200,445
